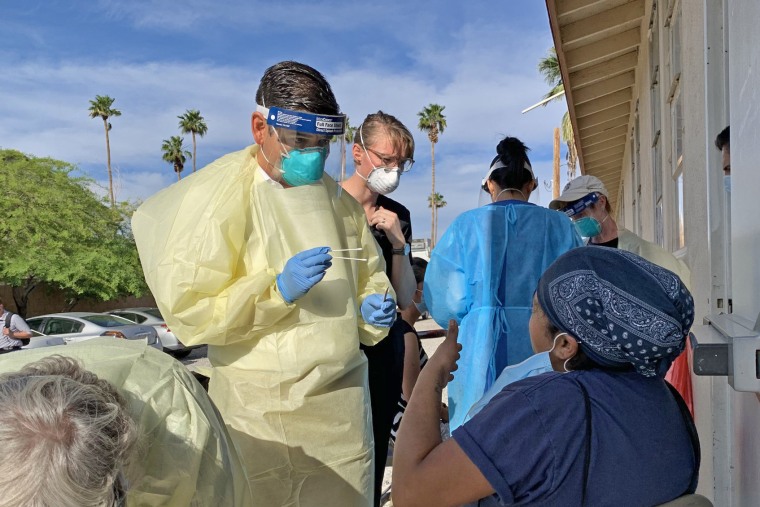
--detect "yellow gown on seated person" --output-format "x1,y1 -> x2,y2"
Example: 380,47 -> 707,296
0,338 -> 253,507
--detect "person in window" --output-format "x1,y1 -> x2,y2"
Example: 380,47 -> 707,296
393,247 -> 699,507
423,136 -> 582,430
715,125 -> 730,190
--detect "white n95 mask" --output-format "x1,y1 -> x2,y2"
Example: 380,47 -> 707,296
364,167 -> 400,195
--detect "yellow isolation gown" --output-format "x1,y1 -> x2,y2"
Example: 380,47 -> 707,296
132,145 -> 392,506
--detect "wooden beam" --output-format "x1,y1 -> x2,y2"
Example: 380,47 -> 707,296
565,28 -> 641,72
569,51 -> 638,89
584,145 -> 625,163
577,103 -> 630,129
561,0 -> 644,48
586,159 -> 625,173
576,88 -> 632,118
557,0 -> 632,18
579,115 -> 630,136
583,135 -> 627,155
584,152 -> 624,167
556,0 -> 599,16
592,170 -> 624,182
582,125 -> 629,147
573,72 -> 634,104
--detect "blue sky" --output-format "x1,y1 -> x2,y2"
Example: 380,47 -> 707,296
0,0 -> 571,241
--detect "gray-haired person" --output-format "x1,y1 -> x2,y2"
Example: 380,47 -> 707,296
0,355 -> 137,507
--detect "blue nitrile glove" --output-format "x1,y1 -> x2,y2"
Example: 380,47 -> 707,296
360,293 -> 397,328
276,247 -> 332,304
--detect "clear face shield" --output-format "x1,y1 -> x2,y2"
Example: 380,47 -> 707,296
257,104 -> 346,187
477,160 -> 538,207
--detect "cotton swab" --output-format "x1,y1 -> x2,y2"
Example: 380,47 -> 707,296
331,248 -> 363,252
332,256 -> 368,261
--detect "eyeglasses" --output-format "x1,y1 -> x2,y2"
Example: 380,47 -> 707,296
365,146 -> 414,173
274,128 -> 331,150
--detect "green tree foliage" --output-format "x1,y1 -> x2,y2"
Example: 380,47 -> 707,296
417,104 -> 447,247
88,94 -> 121,207
0,150 -> 147,316
161,136 -> 191,181
178,109 -> 208,173
427,192 -> 447,210
344,115 -> 357,144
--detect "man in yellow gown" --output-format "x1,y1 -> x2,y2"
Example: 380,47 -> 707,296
132,61 -> 396,506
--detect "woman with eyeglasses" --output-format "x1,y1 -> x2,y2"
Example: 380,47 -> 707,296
342,110 -> 417,506
423,136 -> 583,431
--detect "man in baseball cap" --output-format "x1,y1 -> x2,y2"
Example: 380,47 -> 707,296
549,174 -> 691,288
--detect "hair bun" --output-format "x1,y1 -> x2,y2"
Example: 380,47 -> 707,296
496,137 -> 530,159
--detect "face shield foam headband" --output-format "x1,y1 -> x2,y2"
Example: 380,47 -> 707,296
481,159 -> 536,192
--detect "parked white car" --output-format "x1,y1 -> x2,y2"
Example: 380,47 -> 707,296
108,307 -> 202,358
26,312 -> 161,350
22,329 -> 66,349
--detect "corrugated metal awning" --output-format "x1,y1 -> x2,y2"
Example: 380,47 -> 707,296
546,0 -> 645,211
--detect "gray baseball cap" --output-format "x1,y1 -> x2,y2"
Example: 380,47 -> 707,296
549,175 -> 608,210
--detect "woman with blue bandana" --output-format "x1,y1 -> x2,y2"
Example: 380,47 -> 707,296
394,247 -> 700,506
423,136 -> 582,430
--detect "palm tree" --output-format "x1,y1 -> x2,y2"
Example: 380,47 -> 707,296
417,104 -> 447,247
428,192 -> 447,212
161,136 -> 191,181
333,116 -> 356,145
88,95 -> 121,207
178,109 -> 208,173
344,116 -> 357,144
538,48 -> 578,179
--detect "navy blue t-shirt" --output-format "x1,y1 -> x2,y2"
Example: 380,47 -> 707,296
453,370 -> 697,506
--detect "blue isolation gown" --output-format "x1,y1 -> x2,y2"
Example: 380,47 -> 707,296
424,200 -> 582,430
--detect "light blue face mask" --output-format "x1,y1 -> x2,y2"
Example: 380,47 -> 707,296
464,333 -> 567,423
281,148 -> 327,186
574,216 -> 602,238
724,175 -> 731,194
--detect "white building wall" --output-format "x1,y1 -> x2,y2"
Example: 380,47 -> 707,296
610,0 -> 760,503
725,1 -> 760,505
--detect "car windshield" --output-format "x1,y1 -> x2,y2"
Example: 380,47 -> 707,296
82,315 -> 134,327
143,308 -> 164,319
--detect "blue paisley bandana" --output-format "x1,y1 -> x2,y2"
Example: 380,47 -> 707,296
536,246 -> 694,377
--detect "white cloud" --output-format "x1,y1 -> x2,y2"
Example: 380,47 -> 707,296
1,0 -> 571,242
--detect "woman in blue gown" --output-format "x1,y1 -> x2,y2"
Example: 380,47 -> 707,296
424,136 -> 582,430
